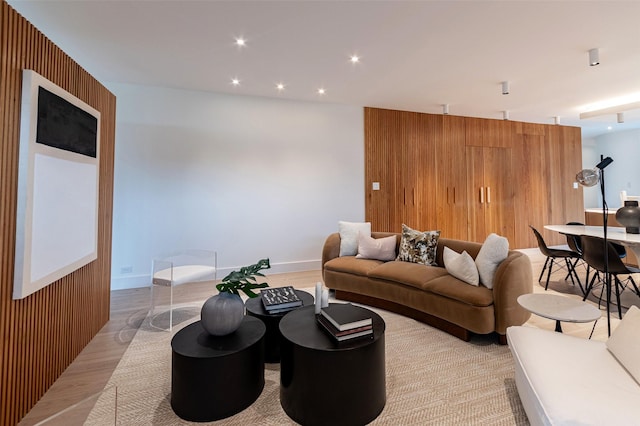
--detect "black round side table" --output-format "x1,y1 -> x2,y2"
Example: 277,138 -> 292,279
170,317 -> 265,422
245,289 -> 314,362
279,304 -> 386,426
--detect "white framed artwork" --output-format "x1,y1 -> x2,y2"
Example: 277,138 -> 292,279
13,70 -> 101,299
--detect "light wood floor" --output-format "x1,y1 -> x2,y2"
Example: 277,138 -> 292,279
18,250 -> 636,424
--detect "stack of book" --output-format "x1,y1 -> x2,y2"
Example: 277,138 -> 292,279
260,286 -> 302,314
317,303 -> 373,341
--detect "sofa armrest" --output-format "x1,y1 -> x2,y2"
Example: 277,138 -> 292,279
492,251 -> 533,335
322,233 -> 342,281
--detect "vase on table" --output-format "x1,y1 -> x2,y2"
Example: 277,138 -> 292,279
200,292 -> 245,336
616,200 -> 640,234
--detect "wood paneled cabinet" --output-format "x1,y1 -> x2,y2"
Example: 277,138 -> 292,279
364,108 -> 437,233
364,107 -> 584,249
435,115 -> 467,239
466,145 -> 515,244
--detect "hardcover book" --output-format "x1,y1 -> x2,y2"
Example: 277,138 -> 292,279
320,303 -> 372,331
261,286 -> 302,310
316,314 -> 373,341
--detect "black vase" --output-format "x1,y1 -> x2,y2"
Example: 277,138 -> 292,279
200,292 -> 245,336
616,200 -> 640,234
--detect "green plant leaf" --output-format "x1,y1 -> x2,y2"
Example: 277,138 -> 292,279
217,258 -> 271,298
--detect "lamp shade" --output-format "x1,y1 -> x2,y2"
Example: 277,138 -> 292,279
576,169 -> 600,187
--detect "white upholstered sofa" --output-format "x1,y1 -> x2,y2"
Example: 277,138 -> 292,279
507,307 -> 640,425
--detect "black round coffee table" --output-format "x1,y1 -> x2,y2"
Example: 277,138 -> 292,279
279,304 -> 386,426
170,317 -> 265,422
245,289 -> 314,362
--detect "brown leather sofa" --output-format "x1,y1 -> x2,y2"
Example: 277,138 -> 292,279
322,232 -> 532,344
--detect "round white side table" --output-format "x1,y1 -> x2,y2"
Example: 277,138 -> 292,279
518,293 -> 601,334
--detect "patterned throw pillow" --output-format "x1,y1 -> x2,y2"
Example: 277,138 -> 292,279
396,224 -> 440,266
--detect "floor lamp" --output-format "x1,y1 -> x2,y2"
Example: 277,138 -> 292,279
576,155 -> 614,335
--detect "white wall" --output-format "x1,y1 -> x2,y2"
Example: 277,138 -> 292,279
108,83 -> 364,289
591,129 -> 640,210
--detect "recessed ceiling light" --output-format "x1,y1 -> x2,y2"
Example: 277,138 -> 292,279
276,83 -> 285,91
350,55 -> 360,64
607,126 -> 613,131
231,78 -> 240,86
317,88 -> 326,95
235,37 -> 246,47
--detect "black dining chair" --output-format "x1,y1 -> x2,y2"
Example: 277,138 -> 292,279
581,235 -> 640,319
530,225 -> 583,292
565,221 -> 627,286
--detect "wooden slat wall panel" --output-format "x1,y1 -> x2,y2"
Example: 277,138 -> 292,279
0,2 -> 115,424
365,107 -> 403,232
364,107 -> 583,249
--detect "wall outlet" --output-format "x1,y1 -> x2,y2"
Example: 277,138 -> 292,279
120,266 -> 133,274
573,182 -> 579,189
372,182 -> 380,191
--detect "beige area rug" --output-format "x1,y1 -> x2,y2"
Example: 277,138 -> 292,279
86,290 -> 530,426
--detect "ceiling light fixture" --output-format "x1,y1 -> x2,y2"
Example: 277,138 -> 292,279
617,112 -> 625,123
317,88 -> 326,95
502,81 -> 510,95
442,104 -> 449,115
503,110 -> 509,120
554,116 -> 561,125
235,37 -> 246,47
276,83 -> 285,91
589,48 -> 599,66
350,55 -> 360,64
231,78 -> 240,86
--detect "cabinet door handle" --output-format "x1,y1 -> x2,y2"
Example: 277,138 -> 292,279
480,187 -> 484,204
487,186 -> 491,204
453,187 -> 456,204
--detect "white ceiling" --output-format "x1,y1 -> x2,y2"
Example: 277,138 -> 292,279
7,0 -> 640,139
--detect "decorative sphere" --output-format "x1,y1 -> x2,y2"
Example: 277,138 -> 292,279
200,292 -> 245,336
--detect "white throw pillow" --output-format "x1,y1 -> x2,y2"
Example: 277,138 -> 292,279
338,221 -> 371,256
607,305 -> 640,385
475,233 -> 509,289
443,246 -> 480,286
356,233 -> 397,261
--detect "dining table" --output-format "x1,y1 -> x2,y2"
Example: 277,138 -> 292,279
544,224 -> 640,261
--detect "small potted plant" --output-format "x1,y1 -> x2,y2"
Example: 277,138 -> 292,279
201,258 -> 270,336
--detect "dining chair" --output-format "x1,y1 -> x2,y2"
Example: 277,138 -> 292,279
580,235 -> 640,319
529,225 -> 582,292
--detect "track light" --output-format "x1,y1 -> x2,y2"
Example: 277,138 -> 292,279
617,112 -> 625,123
443,104 -> 449,115
501,81 -> 510,95
503,110 -> 509,120
589,48 -> 599,66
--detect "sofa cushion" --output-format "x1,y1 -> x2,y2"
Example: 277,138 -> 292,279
338,221 -> 371,256
607,305 -> 640,385
424,275 -> 494,307
367,261 -> 449,290
443,247 -> 480,286
323,256 -> 383,278
356,233 -> 397,261
475,233 -> 509,289
396,224 -> 440,266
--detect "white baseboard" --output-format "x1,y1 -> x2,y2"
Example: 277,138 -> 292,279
111,259 -> 321,290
